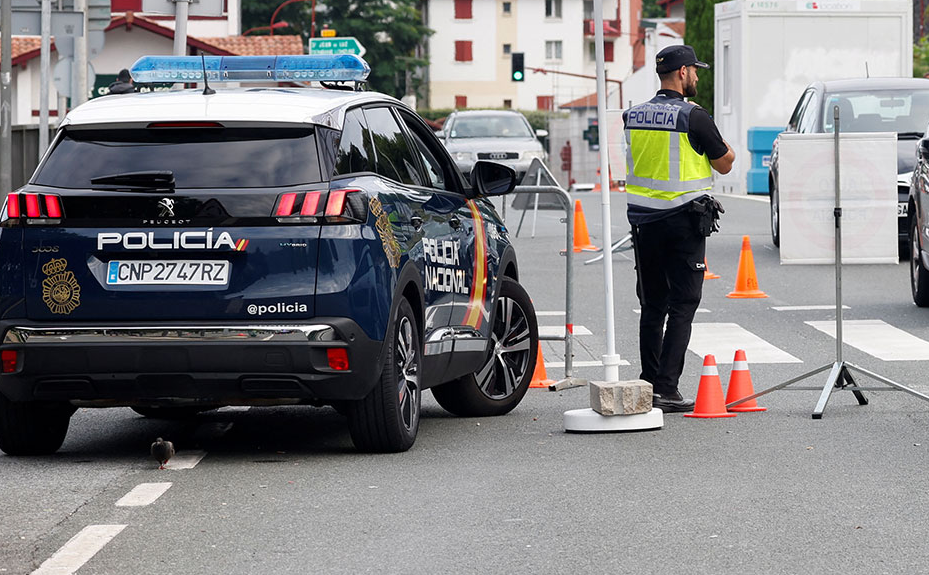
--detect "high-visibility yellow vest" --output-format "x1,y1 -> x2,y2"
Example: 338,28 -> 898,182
624,94 -> 713,217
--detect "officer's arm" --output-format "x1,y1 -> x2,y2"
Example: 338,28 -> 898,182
710,142 -> 735,175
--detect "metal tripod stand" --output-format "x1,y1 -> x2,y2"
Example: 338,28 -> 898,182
727,106 -> 929,418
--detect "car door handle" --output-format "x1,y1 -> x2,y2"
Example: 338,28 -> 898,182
410,216 -> 424,230
450,216 -> 462,229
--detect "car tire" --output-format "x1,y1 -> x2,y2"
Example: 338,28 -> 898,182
348,298 -> 421,453
770,176 -> 780,247
432,278 -> 538,417
911,217 -> 929,307
131,406 -> 207,419
0,395 -> 74,456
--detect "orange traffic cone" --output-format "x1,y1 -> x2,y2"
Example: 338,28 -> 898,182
684,355 -> 736,418
572,200 -> 599,252
726,236 -> 768,298
529,342 -> 556,388
703,257 -> 720,280
725,349 -> 766,412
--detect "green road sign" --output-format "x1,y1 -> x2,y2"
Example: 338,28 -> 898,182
308,36 -> 366,57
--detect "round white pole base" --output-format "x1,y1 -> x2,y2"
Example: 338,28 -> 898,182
563,407 -> 664,432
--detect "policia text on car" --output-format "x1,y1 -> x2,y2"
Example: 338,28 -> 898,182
623,45 -> 735,413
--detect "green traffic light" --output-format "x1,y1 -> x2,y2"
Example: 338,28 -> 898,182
513,71 -> 524,81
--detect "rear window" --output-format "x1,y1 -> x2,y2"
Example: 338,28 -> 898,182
34,127 -> 322,189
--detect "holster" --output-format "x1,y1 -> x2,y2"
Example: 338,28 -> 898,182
690,195 -> 725,237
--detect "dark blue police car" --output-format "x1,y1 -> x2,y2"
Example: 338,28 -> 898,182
0,55 -> 538,454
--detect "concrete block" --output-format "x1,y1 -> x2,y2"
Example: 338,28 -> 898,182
589,380 -> 653,416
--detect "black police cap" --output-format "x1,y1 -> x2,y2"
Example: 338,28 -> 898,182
656,45 -> 709,74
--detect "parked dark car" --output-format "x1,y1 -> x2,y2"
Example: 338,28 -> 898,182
0,55 -> 539,455
769,78 -> 929,252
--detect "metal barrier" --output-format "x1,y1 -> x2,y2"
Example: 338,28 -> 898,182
508,180 -> 585,390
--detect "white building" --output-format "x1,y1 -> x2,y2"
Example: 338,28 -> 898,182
426,0 -> 635,111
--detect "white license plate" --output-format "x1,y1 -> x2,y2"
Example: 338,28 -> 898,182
899,202 -> 908,217
107,260 -> 230,286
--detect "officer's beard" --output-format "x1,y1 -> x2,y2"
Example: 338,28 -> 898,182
683,77 -> 698,98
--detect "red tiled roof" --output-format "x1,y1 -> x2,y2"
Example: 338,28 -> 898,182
663,21 -> 685,38
560,93 -> 598,109
0,37 -> 58,66
199,35 -> 303,56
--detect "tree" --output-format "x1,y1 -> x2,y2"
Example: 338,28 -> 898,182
684,0 -> 725,115
240,0 -> 433,99
916,37 -> 929,78
642,0 -> 665,19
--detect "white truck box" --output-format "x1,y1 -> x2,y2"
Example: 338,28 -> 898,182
713,0 -> 912,195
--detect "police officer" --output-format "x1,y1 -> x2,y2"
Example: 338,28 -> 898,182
623,45 -> 734,412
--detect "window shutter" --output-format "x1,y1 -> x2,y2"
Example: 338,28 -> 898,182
604,41 -> 614,62
455,41 -> 473,62
455,95 -> 468,108
455,0 -> 472,19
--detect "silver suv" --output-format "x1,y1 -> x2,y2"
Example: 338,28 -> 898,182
440,110 -> 548,182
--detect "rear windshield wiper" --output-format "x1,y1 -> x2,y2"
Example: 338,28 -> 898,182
90,171 -> 175,191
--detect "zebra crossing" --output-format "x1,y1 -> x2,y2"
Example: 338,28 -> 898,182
538,309 -> 929,368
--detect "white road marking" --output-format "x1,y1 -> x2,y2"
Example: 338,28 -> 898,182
634,308 -> 711,314
535,311 -> 565,316
806,319 -> 929,361
772,305 -> 850,311
539,325 -> 592,337
216,406 -> 251,413
115,482 -> 172,507
166,451 -> 207,470
689,323 -> 802,363
545,359 -> 631,368
32,524 -> 127,575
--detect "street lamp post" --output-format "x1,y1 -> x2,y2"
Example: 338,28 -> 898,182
244,21 -> 290,35
270,0 -> 317,37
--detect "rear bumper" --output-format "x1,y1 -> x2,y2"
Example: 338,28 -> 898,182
0,319 -> 383,404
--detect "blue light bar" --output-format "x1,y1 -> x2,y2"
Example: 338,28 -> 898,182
129,54 -> 371,84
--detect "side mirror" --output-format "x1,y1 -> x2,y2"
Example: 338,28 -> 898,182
470,160 -> 517,198
536,129 -> 549,138
920,139 -> 929,159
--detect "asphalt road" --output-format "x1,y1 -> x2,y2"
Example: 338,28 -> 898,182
4,191 -> 929,574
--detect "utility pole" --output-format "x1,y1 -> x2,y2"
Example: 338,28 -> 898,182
173,0 -> 190,56
2,0 -> 13,195
40,0 -> 51,155
73,0 -> 88,107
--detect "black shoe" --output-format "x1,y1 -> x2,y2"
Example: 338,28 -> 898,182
652,392 -> 695,413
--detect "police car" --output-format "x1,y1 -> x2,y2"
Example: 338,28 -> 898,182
0,55 -> 538,455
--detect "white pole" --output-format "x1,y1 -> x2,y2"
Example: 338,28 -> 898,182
40,0 -> 52,155
593,0 -> 620,382
73,0 -> 88,107
173,0 -> 190,57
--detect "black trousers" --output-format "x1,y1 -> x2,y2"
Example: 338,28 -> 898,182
631,210 -> 706,396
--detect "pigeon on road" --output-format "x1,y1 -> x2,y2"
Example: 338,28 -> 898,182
151,437 -> 175,470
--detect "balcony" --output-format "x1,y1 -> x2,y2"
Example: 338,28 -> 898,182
583,18 -> 621,38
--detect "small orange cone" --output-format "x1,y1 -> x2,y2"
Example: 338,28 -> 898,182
703,257 -> 720,280
725,349 -> 766,412
684,354 -> 736,418
726,235 -> 768,298
572,200 -> 599,252
529,342 -> 556,388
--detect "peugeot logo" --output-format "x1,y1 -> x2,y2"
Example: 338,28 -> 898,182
158,198 -> 175,218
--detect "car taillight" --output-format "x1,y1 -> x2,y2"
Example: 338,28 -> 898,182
1,350 -> 17,373
272,190 -> 365,223
2,192 -> 64,225
326,348 -> 349,371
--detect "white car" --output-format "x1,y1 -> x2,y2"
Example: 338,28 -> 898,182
440,110 -> 548,182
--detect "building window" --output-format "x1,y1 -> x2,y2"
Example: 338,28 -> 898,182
588,41 -> 614,62
545,40 -> 563,61
583,0 -> 593,19
503,99 -> 513,109
537,96 -> 554,111
455,0 -> 472,19
545,0 -> 562,18
455,41 -> 473,62
503,43 -> 511,56
502,1 -> 512,14
455,95 -> 468,109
